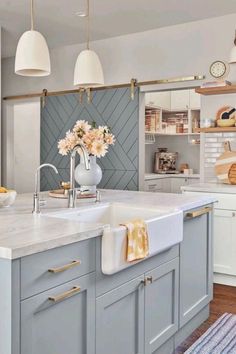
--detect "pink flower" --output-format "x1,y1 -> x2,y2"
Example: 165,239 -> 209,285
104,133 -> 115,145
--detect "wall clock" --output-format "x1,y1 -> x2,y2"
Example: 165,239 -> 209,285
209,60 -> 229,80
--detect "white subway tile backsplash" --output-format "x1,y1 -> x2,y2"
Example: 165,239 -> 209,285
205,169 -> 215,174
205,148 -> 218,153
205,138 -> 218,142
205,158 -> 217,163
217,137 -> 236,143
205,153 -> 220,158
204,163 -> 214,168
206,133 -> 223,138
205,143 -> 222,148
230,141 -> 236,150
223,133 -> 236,138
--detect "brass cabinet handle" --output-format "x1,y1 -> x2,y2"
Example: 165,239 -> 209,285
48,286 -> 81,303
186,207 -> 212,219
146,276 -> 153,284
141,276 -> 153,286
48,260 -> 81,274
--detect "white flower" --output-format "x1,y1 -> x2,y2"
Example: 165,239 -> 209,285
58,139 -> 69,156
65,131 -> 80,149
90,141 -> 108,158
73,120 -> 91,133
98,125 -> 108,132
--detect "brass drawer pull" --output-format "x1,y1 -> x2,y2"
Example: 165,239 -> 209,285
146,276 -> 153,284
186,207 -> 212,219
48,260 -> 81,273
49,286 -> 81,303
141,276 -> 153,286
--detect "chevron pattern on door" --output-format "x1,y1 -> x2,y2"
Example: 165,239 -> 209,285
40,87 -> 139,191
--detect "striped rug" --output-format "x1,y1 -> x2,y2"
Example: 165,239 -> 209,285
184,313 -> 236,354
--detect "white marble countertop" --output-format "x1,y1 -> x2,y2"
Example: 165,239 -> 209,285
182,182 -> 236,194
0,189 -> 215,260
145,173 -> 200,180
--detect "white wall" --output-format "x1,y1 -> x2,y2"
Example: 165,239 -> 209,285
2,13 -> 236,97
0,28 -> 1,185
2,99 -> 41,192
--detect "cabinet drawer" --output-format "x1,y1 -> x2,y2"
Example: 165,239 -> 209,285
145,179 -> 163,192
21,239 -> 96,299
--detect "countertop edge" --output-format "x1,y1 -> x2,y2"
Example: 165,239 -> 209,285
0,190 -> 216,260
182,183 -> 236,194
2,228 -> 103,260
145,173 -> 200,180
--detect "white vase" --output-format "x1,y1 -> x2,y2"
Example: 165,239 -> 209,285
74,155 -> 102,194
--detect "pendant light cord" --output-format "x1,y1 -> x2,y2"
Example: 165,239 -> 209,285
86,0 -> 90,49
31,0 -> 34,30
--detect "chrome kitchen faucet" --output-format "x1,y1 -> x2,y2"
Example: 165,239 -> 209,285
68,144 -> 90,208
33,163 -> 59,214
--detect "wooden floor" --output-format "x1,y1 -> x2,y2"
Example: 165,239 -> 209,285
175,284 -> 236,353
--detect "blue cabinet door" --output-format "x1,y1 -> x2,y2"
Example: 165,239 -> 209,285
179,207 -> 213,327
21,273 -> 95,354
144,258 -> 179,354
96,276 -> 145,354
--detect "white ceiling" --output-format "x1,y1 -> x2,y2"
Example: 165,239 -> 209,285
1,0 -> 236,58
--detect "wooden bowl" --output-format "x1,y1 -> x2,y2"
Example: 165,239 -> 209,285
217,118 -> 235,127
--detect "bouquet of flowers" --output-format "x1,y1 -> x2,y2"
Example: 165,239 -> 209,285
58,120 -> 115,158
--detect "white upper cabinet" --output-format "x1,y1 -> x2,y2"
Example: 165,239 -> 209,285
170,90 -> 189,111
145,91 -> 171,110
145,89 -> 201,112
189,89 -> 201,109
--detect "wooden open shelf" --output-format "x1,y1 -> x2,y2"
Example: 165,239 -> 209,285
195,85 -> 236,96
194,127 -> 236,133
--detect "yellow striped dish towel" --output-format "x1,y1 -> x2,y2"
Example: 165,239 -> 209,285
121,219 -> 149,262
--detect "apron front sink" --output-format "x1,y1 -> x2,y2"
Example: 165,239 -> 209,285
45,203 -> 183,274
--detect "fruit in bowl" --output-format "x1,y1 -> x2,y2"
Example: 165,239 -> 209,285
0,187 -> 17,208
216,106 -> 236,127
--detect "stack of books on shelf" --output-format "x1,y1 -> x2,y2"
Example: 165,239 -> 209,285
201,80 -> 231,88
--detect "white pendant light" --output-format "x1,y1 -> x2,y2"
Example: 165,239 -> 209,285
229,30 -> 236,64
15,0 -> 51,77
74,0 -> 104,88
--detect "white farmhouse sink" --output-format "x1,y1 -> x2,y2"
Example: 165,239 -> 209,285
46,203 -> 183,274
